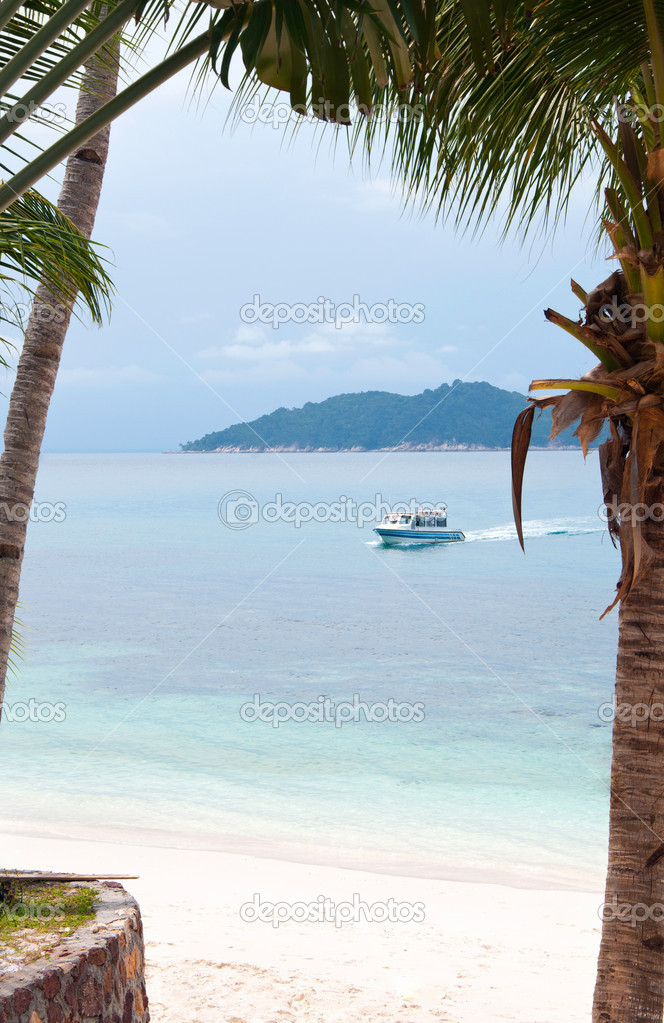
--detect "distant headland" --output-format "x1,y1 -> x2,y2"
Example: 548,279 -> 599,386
180,380 -> 579,452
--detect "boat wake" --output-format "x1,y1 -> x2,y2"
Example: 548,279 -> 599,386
464,517 -> 604,544
364,517 -> 604,548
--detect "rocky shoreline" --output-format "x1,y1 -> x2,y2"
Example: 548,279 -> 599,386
172,443 -> 576,453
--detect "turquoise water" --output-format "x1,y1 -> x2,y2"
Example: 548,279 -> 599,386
0,452 -> 619,885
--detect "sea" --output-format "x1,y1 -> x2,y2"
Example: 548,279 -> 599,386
0,451 -> 620,888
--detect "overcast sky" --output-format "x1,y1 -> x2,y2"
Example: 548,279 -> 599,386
0,39 -> 611,452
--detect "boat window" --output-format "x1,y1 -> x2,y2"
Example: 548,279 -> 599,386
436,517 -> 445,527
400,515 -> 410,524
426,517 -> 435,526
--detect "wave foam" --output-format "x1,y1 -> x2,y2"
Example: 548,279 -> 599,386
465,518 -> 603,544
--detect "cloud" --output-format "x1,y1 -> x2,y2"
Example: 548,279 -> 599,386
495,371 -> 530,396
197,321 -> 403,363
223,338 -> 336,361
202,360 -> 309,384
349,350 -> 450,385
201,348 -> 451,393
58,364 -> 164,387
438,344 -> 458,354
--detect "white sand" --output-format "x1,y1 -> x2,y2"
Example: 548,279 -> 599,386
0,828 -> 603,1022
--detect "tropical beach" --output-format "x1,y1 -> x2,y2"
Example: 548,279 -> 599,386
1,827 -> 602,1023
3,3 -> 664,1021
1,451 -> 615,1020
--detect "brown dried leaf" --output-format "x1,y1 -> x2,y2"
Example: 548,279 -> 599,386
647,149 -> 664,188
598,427 -> 624,546
613,359 -> 657,381
550,389 -> 598,440
511,406 -> 536,553
601,404 -> 664,617
607,242 -> 639,267
588,330 -> 633,363
573,403 -> 606,456
585,271 -> 627,325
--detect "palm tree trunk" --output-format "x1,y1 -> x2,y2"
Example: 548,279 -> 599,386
0,38 -> 119,720
593,551 -> 664,1022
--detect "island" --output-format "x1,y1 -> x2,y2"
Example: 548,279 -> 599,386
180,380 -> 580,452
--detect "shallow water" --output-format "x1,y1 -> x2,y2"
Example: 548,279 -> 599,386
0,451 -> 618,885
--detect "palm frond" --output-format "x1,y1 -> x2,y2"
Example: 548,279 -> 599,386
342,0 -> 664,239
0,188 -> 113,331
171,0 -> 430,124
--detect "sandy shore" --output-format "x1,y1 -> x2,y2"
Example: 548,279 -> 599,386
1,828 -> 603,1022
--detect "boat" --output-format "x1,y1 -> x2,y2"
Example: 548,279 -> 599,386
373,506 -> 465,546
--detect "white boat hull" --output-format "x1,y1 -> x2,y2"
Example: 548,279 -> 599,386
374,528 -> 465,546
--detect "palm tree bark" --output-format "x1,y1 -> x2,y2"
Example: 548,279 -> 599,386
593,548 -> 664,1022
0,38 -> 119,720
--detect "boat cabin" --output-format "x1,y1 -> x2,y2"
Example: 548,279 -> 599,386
382,508 -> 448,528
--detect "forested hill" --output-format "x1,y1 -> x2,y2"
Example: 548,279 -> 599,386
180,380 -> 579,452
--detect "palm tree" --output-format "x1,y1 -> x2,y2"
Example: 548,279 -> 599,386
335,1 -> 664,1019
0,33 -> 120,719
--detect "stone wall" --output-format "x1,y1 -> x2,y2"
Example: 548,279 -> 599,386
0,881 -> 149,1023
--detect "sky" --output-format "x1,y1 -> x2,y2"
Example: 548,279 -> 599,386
0,29 -> 613,453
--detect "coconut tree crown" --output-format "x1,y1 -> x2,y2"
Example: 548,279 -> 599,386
512,78 -> 664,616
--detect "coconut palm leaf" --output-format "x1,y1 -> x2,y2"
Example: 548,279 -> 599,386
340,1 -> 664,239
0,0 -> 430,211
0,187 -> 112,329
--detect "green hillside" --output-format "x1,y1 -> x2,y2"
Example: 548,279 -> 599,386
181,380 -> 580,451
